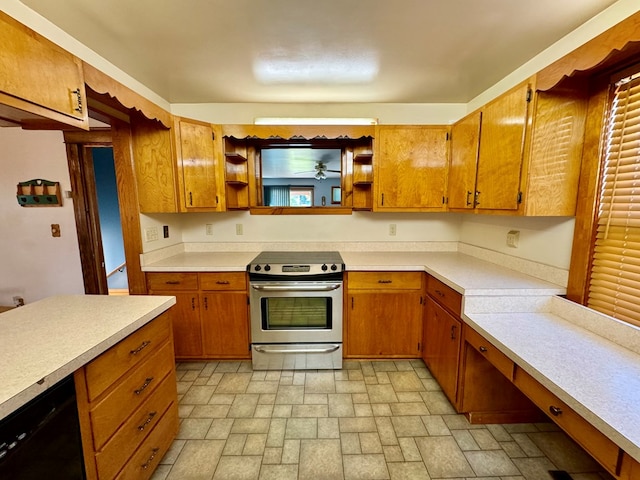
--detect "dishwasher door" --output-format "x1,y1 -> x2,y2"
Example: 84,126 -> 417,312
0,375 -> 85,479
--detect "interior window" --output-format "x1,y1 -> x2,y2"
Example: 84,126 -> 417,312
587,69 -> 640,326
261,147 -> 341,207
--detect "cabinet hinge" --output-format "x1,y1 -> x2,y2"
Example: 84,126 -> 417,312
212,131 -> 215,141
517,191 -> 523,204
442,196 -> 448,205
446,132 -> 450,141
420,295 -> 423,305
381,193 -> 385,206
247,296 -> 250,305
526,88 -> 533,103
417,342 -> 421,351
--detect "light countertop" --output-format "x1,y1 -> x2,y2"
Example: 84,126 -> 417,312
141,250 -> 565,296
464,297 -> 640,463
0,294 -> 175,420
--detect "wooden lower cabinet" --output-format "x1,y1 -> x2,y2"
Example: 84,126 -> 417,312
146,272 -> 250,360
423,298 -> 461,403
423,275 -> 463,405
345,271 -> 424,358
74,311 -> 179,480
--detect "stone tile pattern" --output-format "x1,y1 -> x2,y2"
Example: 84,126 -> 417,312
151,360 -> 614,480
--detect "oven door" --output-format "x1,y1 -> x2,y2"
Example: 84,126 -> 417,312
250,280 -> 343,345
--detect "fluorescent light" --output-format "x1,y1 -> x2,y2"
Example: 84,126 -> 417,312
254,117 -> 378,125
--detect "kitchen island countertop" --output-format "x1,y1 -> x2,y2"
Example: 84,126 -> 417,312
0,294 -> 175,420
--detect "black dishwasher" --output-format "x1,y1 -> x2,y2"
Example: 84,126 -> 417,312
0,375 -> 85,479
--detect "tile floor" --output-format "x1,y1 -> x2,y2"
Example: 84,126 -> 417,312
151,359 -> 613,480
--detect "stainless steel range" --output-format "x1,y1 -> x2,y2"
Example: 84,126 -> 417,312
248,251 -> 344,370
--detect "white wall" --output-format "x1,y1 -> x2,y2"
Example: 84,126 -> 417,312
0,128 -> 84,305
459,215 -> 576,269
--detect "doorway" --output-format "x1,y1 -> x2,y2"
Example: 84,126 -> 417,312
92,147 -> 128,294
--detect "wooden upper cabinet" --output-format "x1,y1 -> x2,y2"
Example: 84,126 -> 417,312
448,112 -> 481,210
475,81 -> 531,211
450,76 -> 587,216
0,11 -> 88,129
375,125 -> 449,211
131,115 -> 178,213
174,118 -> 224,212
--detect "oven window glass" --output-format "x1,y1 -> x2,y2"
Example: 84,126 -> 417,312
262,297 -> 332,329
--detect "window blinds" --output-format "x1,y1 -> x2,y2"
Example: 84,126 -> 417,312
588,73 -> 640,326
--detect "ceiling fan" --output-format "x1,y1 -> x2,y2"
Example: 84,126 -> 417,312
313,160 -> 340,180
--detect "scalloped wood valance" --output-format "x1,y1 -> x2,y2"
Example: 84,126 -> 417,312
536,11 -> 640,92
82,62 -> 172,128
221,124 -> 375,141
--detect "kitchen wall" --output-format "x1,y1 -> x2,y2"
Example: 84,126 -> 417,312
0,128 -> 84,306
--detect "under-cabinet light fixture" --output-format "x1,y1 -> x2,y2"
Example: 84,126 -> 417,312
254,117 -> 378,126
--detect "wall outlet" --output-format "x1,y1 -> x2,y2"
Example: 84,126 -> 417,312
145,226 -> 159,242
236,223 -> 244,235
389,224 -> 397,236
506,230 -> 520,248
12,296 -> 24,307
206,224 -> 214,235
163,225 -> 169,238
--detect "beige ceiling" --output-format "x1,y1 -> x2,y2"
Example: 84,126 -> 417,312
21,0 -> 618,104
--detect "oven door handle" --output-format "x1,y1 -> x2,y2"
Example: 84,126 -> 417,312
251,284 -> 342,292
253,344 -> 341,354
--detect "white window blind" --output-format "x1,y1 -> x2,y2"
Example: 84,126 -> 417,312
588,72 -> 640,326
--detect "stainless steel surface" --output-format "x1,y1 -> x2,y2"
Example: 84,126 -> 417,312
249,251 -> 344,370
251,343 -> 343,370
248,251 -> 344,277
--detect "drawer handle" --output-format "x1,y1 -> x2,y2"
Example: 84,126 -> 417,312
378,280 -> 392,284
450,325 -> 457,340
165,281 -> 180,285
434,289 -> 445,297
141,447 -> 160,470
479,346 -> 488,353
130,340 -> 151,356
216,280 -> 230,285
549,405 -> 563,416
134,377 -> 154,395
137,411 -> 157,431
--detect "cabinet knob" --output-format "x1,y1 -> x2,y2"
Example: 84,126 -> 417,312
479,346 -> 488,353
549,405 -> 563,416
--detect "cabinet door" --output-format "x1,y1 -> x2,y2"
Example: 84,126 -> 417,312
167,292 -> 202,357
423,298 -> 461,402
376,126 -> 449,211
448,112 -> 481,210
347,292 -> 423,357
201,292 -> 250,358
0,12 -> 87,125
476,81 -> 531,211
177,119 -> 222,210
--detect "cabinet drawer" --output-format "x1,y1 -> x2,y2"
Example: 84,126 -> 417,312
84,313 -> 171,402
514,367 -> 621,475
114,401 -> 179,480
464,326 -> 514,380
146,272 -> 198,291
90,341 -> 175,450
200,272 -> 246,291
95,371 -> 177,480
427,276 -> 462,316
348,271 -> 423,290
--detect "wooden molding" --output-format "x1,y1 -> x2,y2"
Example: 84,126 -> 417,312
82,62 -> 171,128
537,11 -> 640,91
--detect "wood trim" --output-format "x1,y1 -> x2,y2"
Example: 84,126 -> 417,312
249,206 -> 353,215
82,62 -> 171,128
537,11 -> 640,91
65,143 -> 108,294
221,124 -> 375,140
111,119 -> 147,294
566,78 -> 610,304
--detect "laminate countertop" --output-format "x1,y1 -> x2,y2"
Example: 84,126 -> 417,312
0,294 -> 176,420
141,250 -> 565,297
